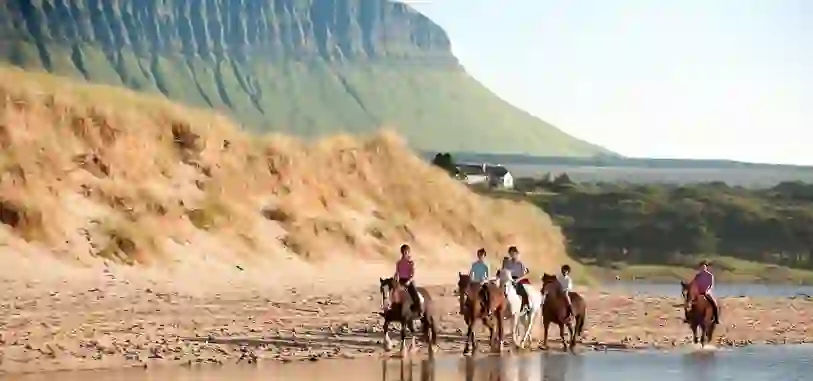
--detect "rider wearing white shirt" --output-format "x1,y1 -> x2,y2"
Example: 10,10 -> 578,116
557,264 -> 574,318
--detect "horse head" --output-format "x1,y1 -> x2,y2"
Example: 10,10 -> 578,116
497,268 -> 513,288
457,272 -> 471,293
680,279 -> 700,312
540,273 -> 561,298
380,277 -> 394,310
457,272 -> 471,312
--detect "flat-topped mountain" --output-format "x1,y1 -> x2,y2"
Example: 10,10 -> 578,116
0,0 -> 611,156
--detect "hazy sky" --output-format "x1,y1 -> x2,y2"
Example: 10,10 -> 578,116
409,0 -> 811,165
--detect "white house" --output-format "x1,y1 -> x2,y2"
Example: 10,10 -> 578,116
457,164 -> 489,185
455,163 -> 514,189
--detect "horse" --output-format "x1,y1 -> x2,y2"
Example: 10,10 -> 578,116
456,273 -> 506,355
680,279 -> 717,347
379,277 -> 438,355
496,269 -> 542,349
539,273 -> 586,352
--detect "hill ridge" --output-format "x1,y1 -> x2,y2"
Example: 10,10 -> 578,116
0,0 -> 610,156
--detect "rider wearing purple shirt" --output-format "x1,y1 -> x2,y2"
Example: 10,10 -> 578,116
690,260 -> 720,324
395,244 -> 421,314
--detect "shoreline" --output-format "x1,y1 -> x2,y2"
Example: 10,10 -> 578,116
584,262 -> 813,286
1,273 -> 811,375
7,342 -> 813,377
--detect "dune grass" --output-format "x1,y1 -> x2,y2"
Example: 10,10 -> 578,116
0,65 -> 573,274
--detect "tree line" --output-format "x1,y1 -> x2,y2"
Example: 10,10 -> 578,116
431,151 -> 813,271
527,180 -> 813,270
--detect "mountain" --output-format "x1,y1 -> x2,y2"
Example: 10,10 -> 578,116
0,0 -> 611,156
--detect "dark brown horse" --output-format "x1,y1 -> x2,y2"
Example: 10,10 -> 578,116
379,277 -> 438,354
680,279 -> 717,346
457,273 -> 507,355
539,273 -> 586,352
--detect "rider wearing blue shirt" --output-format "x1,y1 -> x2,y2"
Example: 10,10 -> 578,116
469,248 -> 490,284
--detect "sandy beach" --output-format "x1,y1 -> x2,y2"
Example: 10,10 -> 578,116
1,265 -> 811,375
0,66 -> 811,376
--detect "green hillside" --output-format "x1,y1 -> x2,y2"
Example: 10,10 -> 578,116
0,0 -> 610,156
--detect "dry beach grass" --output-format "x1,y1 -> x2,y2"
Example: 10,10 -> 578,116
0,64 -> 569,272
0,66 -> 811,375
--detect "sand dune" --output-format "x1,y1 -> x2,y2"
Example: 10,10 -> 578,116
0,65 -> 572,286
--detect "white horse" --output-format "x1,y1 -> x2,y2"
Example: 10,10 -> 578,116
497,270 -> 542,349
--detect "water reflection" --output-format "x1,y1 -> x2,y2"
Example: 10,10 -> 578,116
381,353 -> 584,381
9,344 -> 813,381
681,351 -> 718,381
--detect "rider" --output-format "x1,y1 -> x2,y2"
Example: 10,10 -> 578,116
557,264 -> 574,318
689,260 -> 720,324
469,248 -> 490,284
469,248 -> 491,311
501,246 -> 530,314
395,243 -> 421,314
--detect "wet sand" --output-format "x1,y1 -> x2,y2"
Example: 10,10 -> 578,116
1,270 -> 811,375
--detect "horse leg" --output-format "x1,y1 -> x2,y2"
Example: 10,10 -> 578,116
515,313 -> 524,348
707,321 -> 716,345
481,315 -> 494,346
464,318 -> 475,355
575,311 -> 586,339
514,314 -> 525,349
429,316 -> 439,353
521,309 -> 538,349
383,318 -> 392,351
558,323 -> 568,352
700,324 -> 707,347
691,323 -> 699,344
497,309 -> 505,352
567,321 -> 576,352
421,316 -> 430,344
542,319 -> 550,350
400,320 -> 408,356
408,319 -> 418,353
422,315 -> 437,353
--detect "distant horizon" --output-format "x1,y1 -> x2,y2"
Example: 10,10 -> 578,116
410,1 -> 811,166
418,149 -> 813,168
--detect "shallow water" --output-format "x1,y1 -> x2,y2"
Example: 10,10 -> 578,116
604,281 -> 813,298
12,344 -> 813,381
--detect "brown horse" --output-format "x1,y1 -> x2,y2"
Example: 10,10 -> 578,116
680,279 -> 717,346
539,273 -> 586,352
379,277 -> 438,355
457,273 -> 506,355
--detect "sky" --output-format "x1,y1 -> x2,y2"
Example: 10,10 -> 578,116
408,0 -> 812,165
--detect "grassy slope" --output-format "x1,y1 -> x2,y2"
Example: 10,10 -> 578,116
1,8 -> 608,157
0,65 -> 576,277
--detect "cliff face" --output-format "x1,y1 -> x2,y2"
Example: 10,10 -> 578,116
2,0 -> 455,63
0,0 -> 609,156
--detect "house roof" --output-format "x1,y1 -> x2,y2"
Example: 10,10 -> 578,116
455,163 -> 510,177
457,164 -> 485,175
486,165 -> 509,177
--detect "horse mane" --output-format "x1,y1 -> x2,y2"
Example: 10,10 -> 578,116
457,273 -> 482,301
542,273 -> 565,296
681,279 -> 704,303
